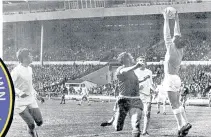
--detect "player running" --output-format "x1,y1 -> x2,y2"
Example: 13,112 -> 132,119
162,9 -> 192,137
11,48 -> 43,137
134,56 -> 156,136
100,52 -> 144,137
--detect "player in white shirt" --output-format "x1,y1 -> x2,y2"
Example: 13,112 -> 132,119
78,86 -> 90,106
11,48 -> 43,137
155,84 -> 168,115
134,56 -> 155,136
163,10 -> 191,137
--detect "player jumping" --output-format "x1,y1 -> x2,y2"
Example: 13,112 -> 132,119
162,9 -> 192,137
100,52 -> 144,137
134,56 -> 156,136
11,48 -> 43,137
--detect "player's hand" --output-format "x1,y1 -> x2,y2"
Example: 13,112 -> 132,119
37,95 -> 45,103
162,9 -> 169,20
20,93 -> 29,98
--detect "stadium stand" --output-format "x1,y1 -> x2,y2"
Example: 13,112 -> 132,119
2,0 -> 211,99
3,0 -> 205,15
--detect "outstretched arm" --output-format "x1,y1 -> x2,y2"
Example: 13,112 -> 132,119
163,12 -> 173,48
174,12 -> 181,37
120,63 -> 143,74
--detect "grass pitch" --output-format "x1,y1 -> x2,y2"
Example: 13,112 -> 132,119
6,99 -> 211,137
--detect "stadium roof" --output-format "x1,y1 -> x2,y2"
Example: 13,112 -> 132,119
3,1 -> 27,4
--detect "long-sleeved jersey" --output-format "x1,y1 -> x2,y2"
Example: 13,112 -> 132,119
11,64 -> 37,106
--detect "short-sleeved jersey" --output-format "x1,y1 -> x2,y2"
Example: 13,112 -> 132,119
116,66 -> 139,97
134,68 -> 154,95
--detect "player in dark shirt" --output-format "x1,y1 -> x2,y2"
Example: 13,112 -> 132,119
100,52 -> 144,137
180,85 -> 189,109
60,84 -> 67,104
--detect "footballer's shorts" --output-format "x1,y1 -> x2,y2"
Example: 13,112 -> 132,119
15,98 -> 39,114
157,91 -> 168,103
139,93 -> 152,103
163,74 -> 181,92
112,97 -> 143,131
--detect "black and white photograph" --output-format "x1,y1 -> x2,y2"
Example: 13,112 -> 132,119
1,0 -> 211,137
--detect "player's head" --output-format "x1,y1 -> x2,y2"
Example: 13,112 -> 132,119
173,35 -> 188,49
136,56 -> 146,70
117,52 -> 134,66
16,48 -> 33,65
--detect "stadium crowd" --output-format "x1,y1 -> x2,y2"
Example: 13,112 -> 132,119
6,64 -> 104,91
3,31 -> 211,62
93,64 -> 211,97
148,64 -> 211,98
5,61 -> 211,98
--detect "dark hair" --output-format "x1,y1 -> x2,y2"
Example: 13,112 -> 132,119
16,48 -> 30,63
173,35 -> 188,49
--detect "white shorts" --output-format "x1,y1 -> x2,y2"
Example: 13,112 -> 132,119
15,99 -> 39,113
140,93 -> 152,103
163,74 -> 181,92
157,94 -> 168,103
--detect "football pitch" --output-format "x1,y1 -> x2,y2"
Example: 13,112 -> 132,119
6,99 -> 211,137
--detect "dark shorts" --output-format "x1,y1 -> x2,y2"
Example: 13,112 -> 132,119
113,98 -> 143,131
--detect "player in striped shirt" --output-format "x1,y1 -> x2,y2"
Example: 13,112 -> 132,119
134,56 -> 156,136
163,10 -> 191,137
11,48 -> 43,137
